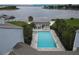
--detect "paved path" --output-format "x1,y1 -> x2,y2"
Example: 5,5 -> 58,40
9,43 -> 79,55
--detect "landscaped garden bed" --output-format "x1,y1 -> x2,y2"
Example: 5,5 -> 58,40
50,18 -> 79,50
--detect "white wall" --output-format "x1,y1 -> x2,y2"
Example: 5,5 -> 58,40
74,31 -> 79,47
0,28 -> 24,54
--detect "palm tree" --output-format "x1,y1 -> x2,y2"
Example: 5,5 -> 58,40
28,16 -> 33,22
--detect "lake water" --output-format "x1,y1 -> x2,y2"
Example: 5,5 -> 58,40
0,6 -> 79,21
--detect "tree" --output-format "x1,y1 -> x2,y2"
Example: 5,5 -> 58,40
54,19 -> 67,34
51,19 -> 77,50
62,26 -> 75,50
70,17 -> 74,20
30,22 -> 36,29
28,16 -> 33,22
23,24 -> 32,45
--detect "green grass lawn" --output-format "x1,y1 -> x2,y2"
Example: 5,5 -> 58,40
66,19 -> 79,27
9,21 -> 27,27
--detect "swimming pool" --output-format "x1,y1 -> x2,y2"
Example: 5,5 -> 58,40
38,31 -> 57,48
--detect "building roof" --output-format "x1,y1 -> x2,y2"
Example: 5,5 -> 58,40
0,23 -> 22,29
76,30 -> 79,32
33,22 -> 50,24
9,42 -> 79,55
33,17 -> 51,22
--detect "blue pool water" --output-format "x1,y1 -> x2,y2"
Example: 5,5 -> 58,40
38,31 -> 57,48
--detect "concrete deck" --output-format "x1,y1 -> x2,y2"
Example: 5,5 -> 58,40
31,29 -> 65,51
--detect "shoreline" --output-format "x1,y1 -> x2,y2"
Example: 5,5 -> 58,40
0,8 -> 19,10
43,8 -> 79,10
0,6 -> 19,10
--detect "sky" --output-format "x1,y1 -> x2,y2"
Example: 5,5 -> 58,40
0,0 -> 79,5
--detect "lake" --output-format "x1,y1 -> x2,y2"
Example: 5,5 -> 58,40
0,6 -> 79,21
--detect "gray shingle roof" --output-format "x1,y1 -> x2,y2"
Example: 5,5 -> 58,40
9,42 -> 79,55
0,23 -> 22,29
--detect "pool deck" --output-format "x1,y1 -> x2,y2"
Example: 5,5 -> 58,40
31,29 -> 65,51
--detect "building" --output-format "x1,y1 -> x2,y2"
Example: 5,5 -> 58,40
0,19 -> 24,54
34,21 -> 50,29
73,30 -> 79,51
